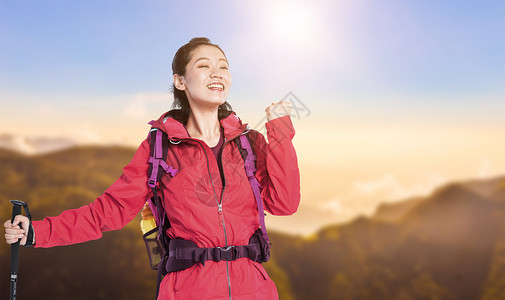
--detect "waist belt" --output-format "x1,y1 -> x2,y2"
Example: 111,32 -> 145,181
163,229 -> 270,273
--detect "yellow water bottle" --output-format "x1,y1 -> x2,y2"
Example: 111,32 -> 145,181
140,202 -> 158,237
140,202 -> 161,269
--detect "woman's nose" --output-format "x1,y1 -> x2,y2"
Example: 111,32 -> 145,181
210,68 -> 223,78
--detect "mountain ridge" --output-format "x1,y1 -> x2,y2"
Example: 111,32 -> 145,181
1,146 -> 504,299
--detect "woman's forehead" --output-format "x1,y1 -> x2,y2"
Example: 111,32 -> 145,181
191,45 -> 228,63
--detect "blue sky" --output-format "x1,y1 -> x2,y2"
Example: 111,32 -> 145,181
2,0 -> 503,104
1,0 -> 504,234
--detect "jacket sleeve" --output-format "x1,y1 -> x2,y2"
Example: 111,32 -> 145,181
32,139 -> 152,248
251,115 -> 301,215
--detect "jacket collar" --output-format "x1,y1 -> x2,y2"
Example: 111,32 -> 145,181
150,109 -> 249,141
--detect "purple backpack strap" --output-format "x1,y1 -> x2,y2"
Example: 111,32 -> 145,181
147,128 -> 178,250
148,129 -> 178,189
239,134 -> 270,243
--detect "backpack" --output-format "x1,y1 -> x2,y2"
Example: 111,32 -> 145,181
142,124 -> 271,298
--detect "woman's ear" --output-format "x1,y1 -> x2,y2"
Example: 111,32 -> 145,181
174,74 -> 186,91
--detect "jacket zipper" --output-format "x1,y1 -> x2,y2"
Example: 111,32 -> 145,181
219,130 -> 252,299
219,138 -> 232,300
181,137 -> 235,300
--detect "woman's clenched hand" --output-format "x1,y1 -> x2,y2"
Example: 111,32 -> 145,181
265,100 -> 293,122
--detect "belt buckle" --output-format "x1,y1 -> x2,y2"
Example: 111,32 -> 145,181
217,246 -> 235,261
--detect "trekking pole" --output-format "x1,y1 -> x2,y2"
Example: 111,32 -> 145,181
9,200 -> 29,300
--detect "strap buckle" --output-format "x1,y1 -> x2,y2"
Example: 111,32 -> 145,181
148,179 -> 156,188
217,246 -> 236,261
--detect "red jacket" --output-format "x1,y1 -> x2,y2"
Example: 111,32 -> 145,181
33,109 -> 301,299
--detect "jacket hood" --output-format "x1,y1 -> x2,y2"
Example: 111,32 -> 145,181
149,109 -> 249,140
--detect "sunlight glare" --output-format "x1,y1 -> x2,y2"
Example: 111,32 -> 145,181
266,2 -> 318,46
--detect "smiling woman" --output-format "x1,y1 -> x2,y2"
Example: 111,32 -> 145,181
174,49 -> 231,131
170,39 -> 233,127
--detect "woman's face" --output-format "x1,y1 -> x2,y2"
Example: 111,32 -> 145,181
175,45 -> 231,109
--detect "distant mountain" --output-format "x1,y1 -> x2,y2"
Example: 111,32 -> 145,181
372,196 -> 424,223
0,146 -> 504,299
270,176 -> 505,300
0,133 -> 76,155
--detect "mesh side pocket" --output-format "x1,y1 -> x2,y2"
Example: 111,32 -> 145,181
143,227 -> 163,270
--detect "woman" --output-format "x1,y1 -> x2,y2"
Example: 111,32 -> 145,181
4,37 -> 300,299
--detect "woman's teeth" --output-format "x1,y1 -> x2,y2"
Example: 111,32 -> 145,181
207,83 -> 224,90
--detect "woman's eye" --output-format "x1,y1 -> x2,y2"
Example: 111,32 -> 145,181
198,65 -> 209,68
220,66 -> 229,70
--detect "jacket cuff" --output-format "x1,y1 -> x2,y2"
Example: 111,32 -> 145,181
32,220 -> 50,248
265,115 -> 295,141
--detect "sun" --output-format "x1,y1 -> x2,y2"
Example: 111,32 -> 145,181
265,2 -> 318,46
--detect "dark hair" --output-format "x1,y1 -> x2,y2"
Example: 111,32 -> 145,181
170,37 -> 233,124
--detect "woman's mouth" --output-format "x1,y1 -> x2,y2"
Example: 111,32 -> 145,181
206,83 -> 224,91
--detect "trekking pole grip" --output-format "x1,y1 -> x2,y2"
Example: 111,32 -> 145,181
10,200 -> 25,300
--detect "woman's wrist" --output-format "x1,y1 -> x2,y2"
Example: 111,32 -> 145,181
265,100 -> 292,121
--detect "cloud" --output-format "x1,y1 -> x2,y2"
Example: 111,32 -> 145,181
353,173 -> 446,201
319,198 -> 343,215
72,129 -> 104,145
123,98 -> 148,119
318,173 -> 447,222
477,158 -> 503,179
121,93 -> 173,120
